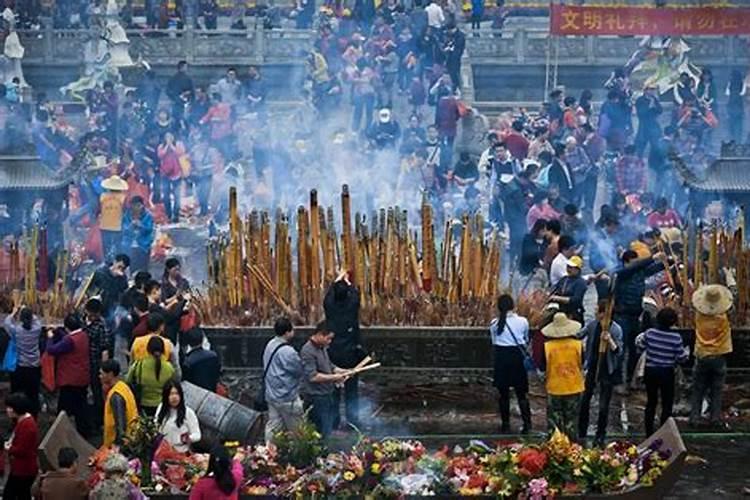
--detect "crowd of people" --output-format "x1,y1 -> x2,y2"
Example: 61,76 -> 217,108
0,255 -> 367,499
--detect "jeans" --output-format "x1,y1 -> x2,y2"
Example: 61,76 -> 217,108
10,366 -> 41,416
690,355 -> 726,423
265,397 -> 304,444
162,178 -> 182,222
351,94 -> 375,132
578,374 -> 614,441
305,393 -> 335,439
547,393 -> 580,438
614,313 -> 641,384
644,366 -> 675,436
332,375 -> 360,430
194,174 -> 213,215
58,385 -> 91,438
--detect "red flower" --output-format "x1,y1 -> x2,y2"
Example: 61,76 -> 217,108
517,449 -> 548,477
466,473 -> 488,490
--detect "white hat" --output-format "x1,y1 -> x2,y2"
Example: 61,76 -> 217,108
692,284 -> 733,316
378,108 -> 392,123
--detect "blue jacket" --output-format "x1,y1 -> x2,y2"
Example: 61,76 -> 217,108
121,209 -> 155,252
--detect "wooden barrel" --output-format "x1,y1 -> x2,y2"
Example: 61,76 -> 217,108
182,381 -> 263,445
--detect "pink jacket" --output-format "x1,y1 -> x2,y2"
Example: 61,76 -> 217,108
188,460 -> 244,500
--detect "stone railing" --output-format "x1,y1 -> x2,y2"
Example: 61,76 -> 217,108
16,24 -> 750,67
17,25 -> 314,66
468,28 -> 750,66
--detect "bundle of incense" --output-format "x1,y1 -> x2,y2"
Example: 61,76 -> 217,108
345,362 -> 381,376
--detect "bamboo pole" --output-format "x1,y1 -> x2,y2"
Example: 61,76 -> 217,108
694,222 -> 703,289
309,190 -> 321,306
341,185 -> 354,277
708,221 -> 719,284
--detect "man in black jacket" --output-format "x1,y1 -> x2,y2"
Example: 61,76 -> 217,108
92,254 -> 130,324
166,60 -> 194,123
182,328 -> 221,392
613,250 -> 666,384
323,271 -> 364,429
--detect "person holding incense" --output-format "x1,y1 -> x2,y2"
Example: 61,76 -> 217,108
323,270 -> 365,430
577,301 -> 624,447
300,321 -> 351,439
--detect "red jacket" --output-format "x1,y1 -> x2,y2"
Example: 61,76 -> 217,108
157,142 -> 186,181
8,415 -> 39,477
132,313 -> 150,338
49,330 -> 90,388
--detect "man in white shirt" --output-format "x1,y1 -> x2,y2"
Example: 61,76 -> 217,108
425,0 -> 445,29
549,235 -> 578,287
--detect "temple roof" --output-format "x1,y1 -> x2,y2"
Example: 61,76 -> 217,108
0,156 -> 71,191
673,147 -> 750,194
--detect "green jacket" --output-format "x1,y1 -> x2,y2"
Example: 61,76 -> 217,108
126,357 -> 175,409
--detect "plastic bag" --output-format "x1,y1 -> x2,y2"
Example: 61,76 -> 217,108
41,351 -> 56,391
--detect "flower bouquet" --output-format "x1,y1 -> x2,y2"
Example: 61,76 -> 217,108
149,439 -> 209,494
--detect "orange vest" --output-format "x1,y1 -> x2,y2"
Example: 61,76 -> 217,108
99,192 -> 125,231
695,312 -> 732,358
103,380 -> 138,447
545,338 -> 584,396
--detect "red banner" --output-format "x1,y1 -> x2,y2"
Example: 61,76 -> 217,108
550,5 -> 750,36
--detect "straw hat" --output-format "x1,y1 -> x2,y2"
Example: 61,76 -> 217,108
692,284 -> 733,316
542,313 -> 582,339
101,175 -> 128,192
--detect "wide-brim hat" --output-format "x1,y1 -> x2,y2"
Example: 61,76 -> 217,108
542,312 -> 582,338
101,175 -> 128,191
692,284 -> 733,316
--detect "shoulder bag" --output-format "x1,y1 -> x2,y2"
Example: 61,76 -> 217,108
504,321 -> 537,374
253,343 -> 288,412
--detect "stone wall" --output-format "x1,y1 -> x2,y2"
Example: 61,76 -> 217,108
205,326 -> 750,377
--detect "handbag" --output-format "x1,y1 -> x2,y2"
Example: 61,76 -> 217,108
1,330 -> 17,373
253,343 -> 288,412
504,322 -> 537,373
41,351 -> 56,392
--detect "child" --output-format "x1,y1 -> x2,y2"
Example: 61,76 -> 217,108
541,312 -> 584,438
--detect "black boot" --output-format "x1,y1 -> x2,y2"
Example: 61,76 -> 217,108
499,395 -> 511,433
519,398 -> 532,435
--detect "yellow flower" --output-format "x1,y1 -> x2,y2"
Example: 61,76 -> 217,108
343,471 -> 356,481
373,450 -> 384,460
371,463 -> 381,474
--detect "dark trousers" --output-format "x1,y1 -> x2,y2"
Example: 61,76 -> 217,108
90,369 -> 104,428
162,178 -> 182,222
690,355 -> 726,423
615,313 -> 641,384
100,230 -> 122,263
332,375 -> 359,430
634,125 -> 661,158
3,474 -> 35,500
498,385 -> 529,431
128,247 -> 150,274
305,393 -> 335,439
644,366 -> 675,436
351,94 -> 375,132
58,385 -> 91,438
10,366 -> 41,416
578,375 -> 614,441
194,174 -> 212,215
